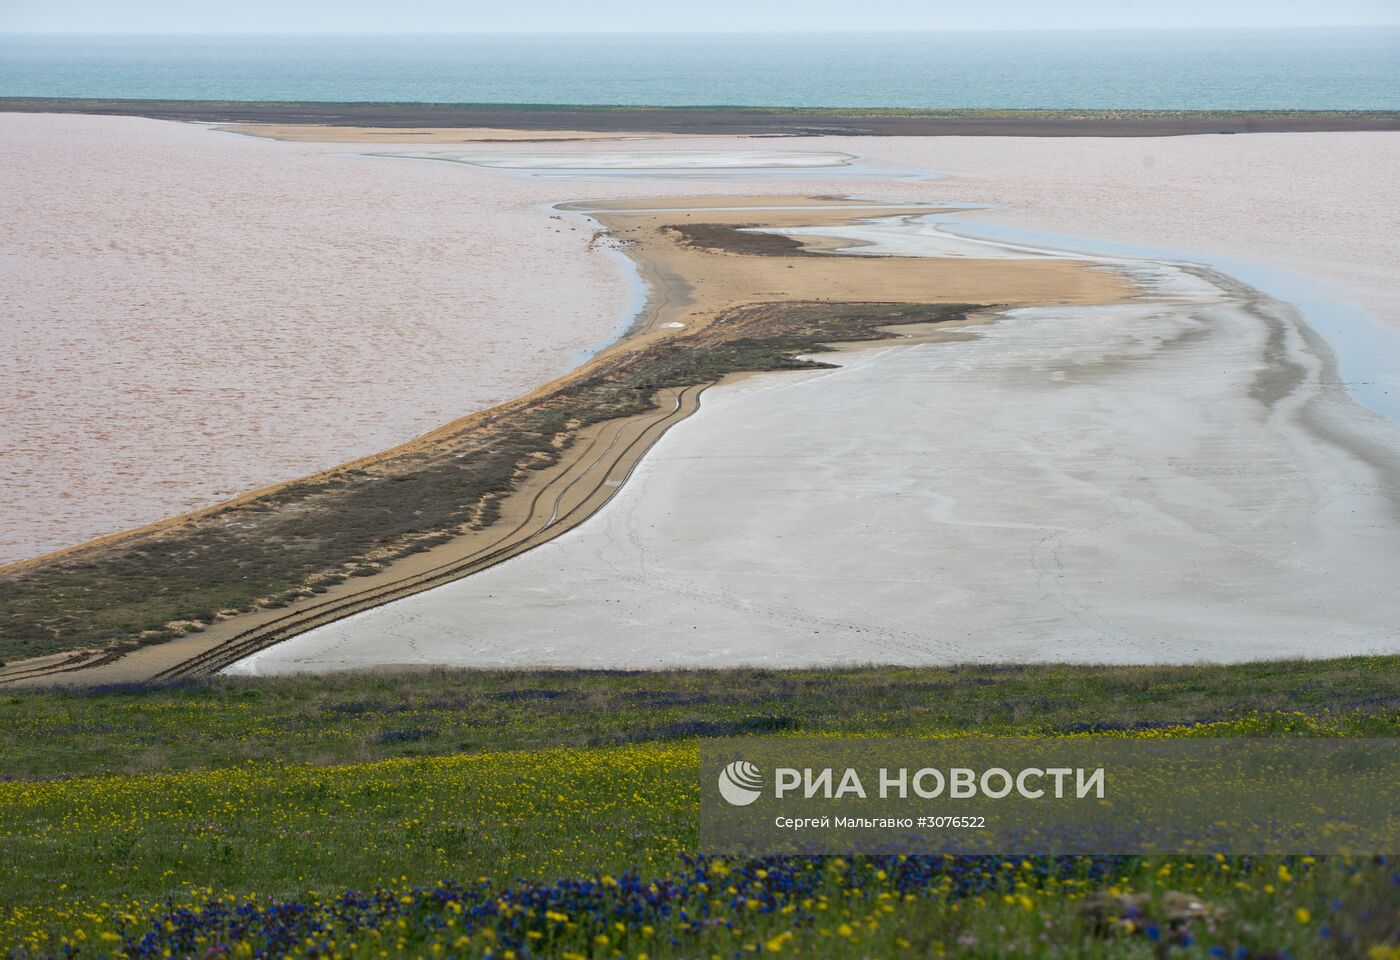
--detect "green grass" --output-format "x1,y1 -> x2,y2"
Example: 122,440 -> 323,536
2,659 -> 1397,957
2,743 -> 696,913
3,657 -> 1397,778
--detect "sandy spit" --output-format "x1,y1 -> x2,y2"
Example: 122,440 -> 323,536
230,241 -> 1400,673
0,194 -> 1127,686
5,118 -> 1398,626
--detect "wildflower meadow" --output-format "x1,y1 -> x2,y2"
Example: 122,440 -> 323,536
2,659 -> 1397,958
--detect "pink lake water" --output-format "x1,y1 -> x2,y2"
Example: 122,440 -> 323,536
0,115 -> 648,563
4,116 -> 1398,566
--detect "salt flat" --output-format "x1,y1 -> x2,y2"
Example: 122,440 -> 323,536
229,236 -> 1400,673
143,126 -> 1395,674
449,150 -> 853,168
8,117 -> 1400,676
859,134 -> 1400,413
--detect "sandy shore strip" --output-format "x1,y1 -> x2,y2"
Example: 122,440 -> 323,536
227,221 -> 1400,675
8,99 -> 1400,135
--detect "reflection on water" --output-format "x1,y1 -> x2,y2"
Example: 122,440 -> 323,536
924,213 -> 1400,422
678,192 -> 1399,423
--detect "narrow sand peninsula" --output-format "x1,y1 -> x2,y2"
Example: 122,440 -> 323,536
0,194 -> 1127,687
6,123 -> 1399,681
230,223 -> 1400,674
9,121 -> 1394,567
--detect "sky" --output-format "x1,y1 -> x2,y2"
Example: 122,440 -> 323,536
2,0 -> 1399,34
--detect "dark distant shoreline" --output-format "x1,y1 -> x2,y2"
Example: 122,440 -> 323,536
5,98 -> 1400,136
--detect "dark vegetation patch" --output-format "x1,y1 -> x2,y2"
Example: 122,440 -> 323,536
374,727 -> 439,745
0,301 -> 969,663
662,223 -> 818,257
493,688 -> 572,702
4,99 -> 1399,136
589,714 -> 798,745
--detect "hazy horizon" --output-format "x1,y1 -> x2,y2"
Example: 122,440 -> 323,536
4,30 -> 1396,110
5,26 -> 1400,35
3,0 -> 1398,34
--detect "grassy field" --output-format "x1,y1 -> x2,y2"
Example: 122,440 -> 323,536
3,658 -> 1399,778
3,658 -> 1399,958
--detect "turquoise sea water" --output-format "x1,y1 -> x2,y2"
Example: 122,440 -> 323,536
1,29 -> 1398,108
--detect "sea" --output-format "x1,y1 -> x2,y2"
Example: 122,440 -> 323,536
1,29 -> 1398,109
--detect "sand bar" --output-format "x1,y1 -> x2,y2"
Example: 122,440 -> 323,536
0,193 -> 1126,686
229,225 -> 1400,674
